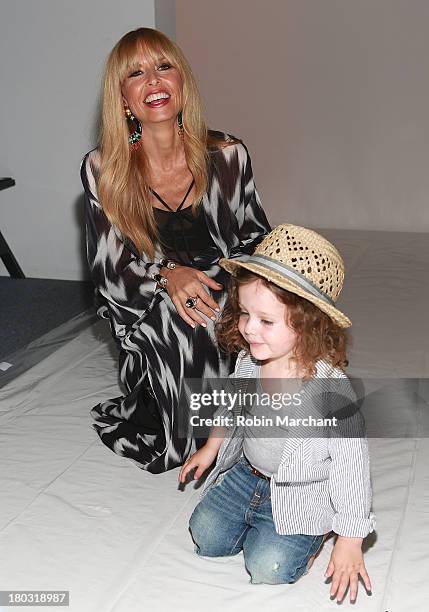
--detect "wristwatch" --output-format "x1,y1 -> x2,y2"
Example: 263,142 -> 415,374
153,273 -> 168,289
159,258 -> 177,270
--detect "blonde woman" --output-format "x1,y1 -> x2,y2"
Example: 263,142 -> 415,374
80,28 -> 271,473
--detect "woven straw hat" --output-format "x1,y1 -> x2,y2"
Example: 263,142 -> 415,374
219,224 -> 351,328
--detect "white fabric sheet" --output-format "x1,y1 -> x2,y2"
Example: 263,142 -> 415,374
1,230 -> 428,611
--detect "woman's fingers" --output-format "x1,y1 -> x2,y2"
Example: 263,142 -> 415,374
194,298 -> 219,322
165,267 -> 222,324
193,284 -> 221,314
197,270 -> 223,292
195,273 -> 222,311
172,298 -> 199,328
173,288 -> 220,327
181,289 -> 214,324
178,296 -> 209,327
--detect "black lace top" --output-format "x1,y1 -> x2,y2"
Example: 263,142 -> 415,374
150,179 -> 219,267
153,204 -> 216,267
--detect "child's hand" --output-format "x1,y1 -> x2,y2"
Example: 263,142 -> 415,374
325,536 -> 372,603
178,445 -> 218,483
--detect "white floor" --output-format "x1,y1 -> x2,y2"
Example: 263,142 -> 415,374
1,230 -> 428,612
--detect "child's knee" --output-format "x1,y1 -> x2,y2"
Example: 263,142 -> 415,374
189,507 -> 223,557
189,507 -> 208,547
189,504 -> 243,558
245,551 -> 305,585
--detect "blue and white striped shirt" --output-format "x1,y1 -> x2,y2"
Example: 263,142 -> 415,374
201,350 -> 376,538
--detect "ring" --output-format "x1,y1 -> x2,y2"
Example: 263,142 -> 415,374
185,296 -> 198,309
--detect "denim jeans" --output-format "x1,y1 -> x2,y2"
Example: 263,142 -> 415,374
189,456 -> 325,584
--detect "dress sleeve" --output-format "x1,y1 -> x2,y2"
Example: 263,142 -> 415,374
80,150 -> 163,334
228,142 -> 271,259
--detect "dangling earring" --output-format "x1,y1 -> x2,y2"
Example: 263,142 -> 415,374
124,105 -> 142,151
177,111 -> 184,140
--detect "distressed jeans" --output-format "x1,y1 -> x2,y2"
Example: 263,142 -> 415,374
189,456 -> 324,584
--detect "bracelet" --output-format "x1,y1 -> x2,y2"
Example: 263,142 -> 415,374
159,258 -> 177,270
152,273 -> 168,289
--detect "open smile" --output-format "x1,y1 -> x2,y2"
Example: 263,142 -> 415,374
144,91 -> 171,107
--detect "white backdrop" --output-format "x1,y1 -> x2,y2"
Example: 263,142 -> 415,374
0,0 -> 163,280
1,0 -> 428,280
177,0 -> 429,231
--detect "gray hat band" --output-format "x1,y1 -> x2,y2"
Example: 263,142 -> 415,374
236,253 -> 335,307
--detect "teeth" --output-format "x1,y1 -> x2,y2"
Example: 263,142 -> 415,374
144,92 -> 170,103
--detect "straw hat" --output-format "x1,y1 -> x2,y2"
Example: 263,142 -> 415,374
219,224 -> 351,328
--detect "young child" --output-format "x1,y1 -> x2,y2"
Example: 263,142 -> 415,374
179,224 -> 375,603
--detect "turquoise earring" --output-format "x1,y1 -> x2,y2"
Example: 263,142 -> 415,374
125,106 -> 142,151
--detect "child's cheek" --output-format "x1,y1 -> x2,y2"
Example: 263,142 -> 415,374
237,319 -> 246,338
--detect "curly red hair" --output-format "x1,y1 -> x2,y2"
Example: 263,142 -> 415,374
216,269 -> 349,377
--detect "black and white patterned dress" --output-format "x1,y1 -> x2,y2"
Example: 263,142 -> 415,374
80,132 -> 271,473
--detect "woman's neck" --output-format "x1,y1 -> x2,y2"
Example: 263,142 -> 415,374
139,122 -> 185,174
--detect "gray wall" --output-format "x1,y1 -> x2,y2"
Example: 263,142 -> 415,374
2,1 -> 427,280
0,0 -> 157,279
155,0 -> 176,41
177,0 -> 429,231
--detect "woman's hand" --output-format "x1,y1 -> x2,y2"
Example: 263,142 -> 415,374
162,265 -> 223,327
178,444 -> 219,483
325,536 -> 372,603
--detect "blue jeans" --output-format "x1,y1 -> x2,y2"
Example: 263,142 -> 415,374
189,456 -> 325,584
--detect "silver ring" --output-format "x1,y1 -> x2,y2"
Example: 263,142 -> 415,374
185,296 -> 198,309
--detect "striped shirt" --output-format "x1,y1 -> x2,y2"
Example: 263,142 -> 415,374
202,350 -> 376,537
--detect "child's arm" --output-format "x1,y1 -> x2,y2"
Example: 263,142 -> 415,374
179,352 -> 247,483
325,380 -> 375,602
326,400 -> 375,603
179,351 -> 248,483
178,426 -> 226,483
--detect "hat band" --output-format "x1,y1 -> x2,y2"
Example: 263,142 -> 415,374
238,253 -> 335,307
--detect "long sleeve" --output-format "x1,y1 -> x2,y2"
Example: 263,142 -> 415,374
202,138 -> 271,264
228,142 -> 271,259
80,150 -> 163,337
328,408 -> 376,538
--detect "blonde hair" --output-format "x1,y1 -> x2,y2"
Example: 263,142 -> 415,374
98,27 -> 222,258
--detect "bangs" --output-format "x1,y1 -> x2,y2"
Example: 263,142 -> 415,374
115,31 -> 180,83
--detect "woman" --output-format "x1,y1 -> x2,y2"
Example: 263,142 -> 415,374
80,27 -> 270,473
